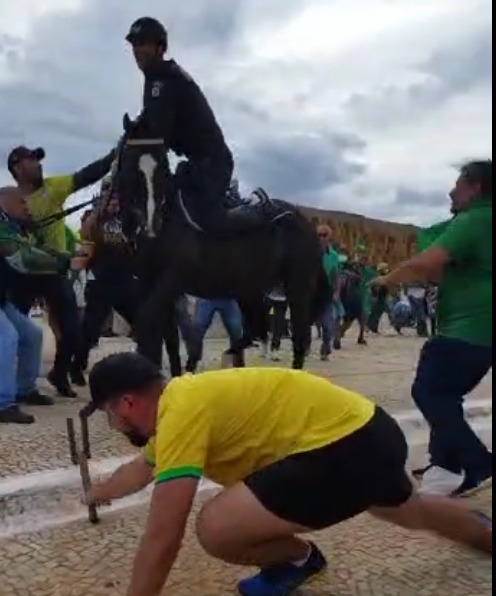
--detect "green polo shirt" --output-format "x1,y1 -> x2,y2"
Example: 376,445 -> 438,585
322,247 -> 341,289
432,196 -> 492,346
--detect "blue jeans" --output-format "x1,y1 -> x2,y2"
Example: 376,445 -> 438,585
319,301 -> 338,356
0,304 -> 43,411
412,336 -> 493,483
191,299 -> 243,361
408,296 -> 428,336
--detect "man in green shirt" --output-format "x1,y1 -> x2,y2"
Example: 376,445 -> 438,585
373,160 -> 492,496
317,225 -> 341,361
340,251 -> 374,346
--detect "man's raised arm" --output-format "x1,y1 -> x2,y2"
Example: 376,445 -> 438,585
72,150 -> 115,193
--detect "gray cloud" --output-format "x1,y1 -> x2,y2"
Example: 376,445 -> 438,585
238,132 -> 367,200
0,0 -> 359,204
346,17 -> 492,128
394,187 -> 448,208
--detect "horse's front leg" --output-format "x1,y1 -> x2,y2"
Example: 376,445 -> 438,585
286,285 -> 312,370
134,273 -> 182,376
161,303 -> 182,377
135,301 -> 163,367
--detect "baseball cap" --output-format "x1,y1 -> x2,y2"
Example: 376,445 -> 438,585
7,146 -> 46,176
87,352 -> 164,415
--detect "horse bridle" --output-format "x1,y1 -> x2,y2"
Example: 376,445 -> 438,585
116,138 -> 171,240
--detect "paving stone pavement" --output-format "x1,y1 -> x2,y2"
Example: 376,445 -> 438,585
0,488 -> 492,596
0,323 -> 492,595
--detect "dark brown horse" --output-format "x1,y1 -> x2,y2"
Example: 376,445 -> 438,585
112,117 -> 328,375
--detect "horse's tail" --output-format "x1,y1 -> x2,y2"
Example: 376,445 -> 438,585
310,265 -> 331,323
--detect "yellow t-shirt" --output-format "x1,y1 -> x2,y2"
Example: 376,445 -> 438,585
27,176 -> 74,251
143,368 -> 375,487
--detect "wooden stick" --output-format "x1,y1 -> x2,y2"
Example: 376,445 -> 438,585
66,417 -> 100,524
79,450 -> 100,525
80,413 -> 92,460
66,418 -> 78,466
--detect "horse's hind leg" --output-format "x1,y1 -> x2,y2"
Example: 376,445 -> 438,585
286,286 -> 312,370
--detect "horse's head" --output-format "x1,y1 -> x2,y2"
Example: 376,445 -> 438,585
112,114 -> 172,240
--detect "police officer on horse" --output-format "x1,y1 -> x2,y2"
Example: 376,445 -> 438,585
125,16 -> 267,233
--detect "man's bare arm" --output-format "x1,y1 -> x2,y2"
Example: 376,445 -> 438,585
72,151 -> 115,193
374,247 -> 451,287
126,478 -> 199,596
87,455 -> 153,505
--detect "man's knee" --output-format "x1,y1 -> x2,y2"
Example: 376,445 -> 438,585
196,499 -> 230,559
25,319 -> 43,353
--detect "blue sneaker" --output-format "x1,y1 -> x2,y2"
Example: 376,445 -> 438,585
473,510 -> 493,529
237,542 -> 327,596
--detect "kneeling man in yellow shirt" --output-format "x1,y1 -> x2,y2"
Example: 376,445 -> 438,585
86,355 -> 492,596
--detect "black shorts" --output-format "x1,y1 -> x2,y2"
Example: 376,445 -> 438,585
244,407 -> 413,530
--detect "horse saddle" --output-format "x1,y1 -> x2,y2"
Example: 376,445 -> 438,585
178,188 -> 294,236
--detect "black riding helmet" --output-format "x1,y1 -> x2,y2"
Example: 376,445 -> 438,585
126,17 -> 168,48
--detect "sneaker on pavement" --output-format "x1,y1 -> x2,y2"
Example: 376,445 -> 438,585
70,366 -> 87,388
452,474 -> 493,498
237,542 -> 327,596
271,350 -> 282,362
47,370 -> 78,398
17,390 -> 54,406
0,405 -> 35,425
418,465 -> 465,496
473,510 -> 493,529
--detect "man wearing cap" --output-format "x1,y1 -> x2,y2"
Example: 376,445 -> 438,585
7,144 -> 114,396
7,145 -> 114,252
84,353 -> 491,596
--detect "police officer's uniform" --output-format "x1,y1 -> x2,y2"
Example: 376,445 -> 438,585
126,17 -> 270,234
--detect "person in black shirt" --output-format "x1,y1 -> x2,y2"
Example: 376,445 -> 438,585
125,17 -> 268,233
72,188 -> 140,376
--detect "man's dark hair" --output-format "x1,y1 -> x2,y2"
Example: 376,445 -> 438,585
460,160 -> 492,196
88,352 -> 163,413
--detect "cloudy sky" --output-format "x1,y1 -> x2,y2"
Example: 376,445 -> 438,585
0,0 -> 492,226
